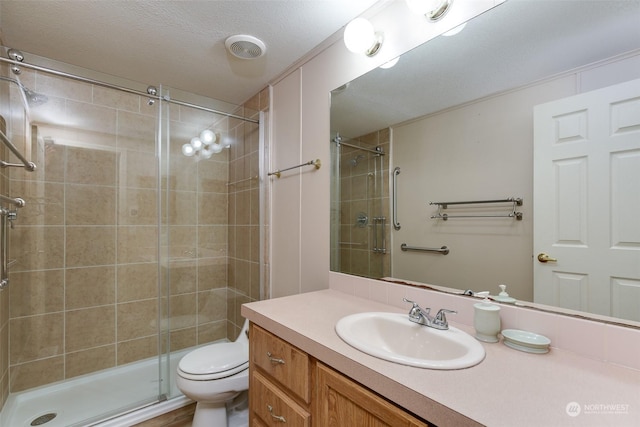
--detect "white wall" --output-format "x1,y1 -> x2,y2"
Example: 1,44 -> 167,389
268,0 -> 501,297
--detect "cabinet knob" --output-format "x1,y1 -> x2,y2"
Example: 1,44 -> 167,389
267,404 -> 287,423
267,351 -> 285,365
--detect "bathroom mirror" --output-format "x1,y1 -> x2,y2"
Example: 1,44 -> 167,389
330,0 -> 640,324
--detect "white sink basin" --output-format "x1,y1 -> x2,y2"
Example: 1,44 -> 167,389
335,312 -> 485,370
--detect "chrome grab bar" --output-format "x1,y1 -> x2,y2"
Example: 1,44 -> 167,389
392,167 -> 401,230
401,243 -> 449,255
0,129 -> 36,172
0,208 -> 17,289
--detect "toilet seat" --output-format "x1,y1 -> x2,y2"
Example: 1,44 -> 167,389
178,341 -> 248,381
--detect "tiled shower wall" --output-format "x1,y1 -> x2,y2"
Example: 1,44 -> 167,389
227,88 -> 268,339
1,68 -> 266,394
338,128 -> 390,278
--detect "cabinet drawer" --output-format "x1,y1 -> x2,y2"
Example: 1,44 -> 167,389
251,370 -> 311,427
250,324 -> 310,403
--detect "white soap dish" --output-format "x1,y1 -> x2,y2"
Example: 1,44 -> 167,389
501,329 -> 550,354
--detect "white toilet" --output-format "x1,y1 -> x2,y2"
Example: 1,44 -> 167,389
176,320 -> 250,427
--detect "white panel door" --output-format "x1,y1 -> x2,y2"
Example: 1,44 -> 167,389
533,78 -> 640,320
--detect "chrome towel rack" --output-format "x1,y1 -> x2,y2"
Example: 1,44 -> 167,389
268,159 -> 321,178
401,243 -> 449,255
429,197 -> 523,220
0,129 -> 36,172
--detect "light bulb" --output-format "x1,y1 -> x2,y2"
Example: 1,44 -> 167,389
344,18 -> 376,54
200,129 -> 216,145
190,137 -> 203,151
182,143 -> 195,157
209,143 -> 223,154
221,136 -> 232,148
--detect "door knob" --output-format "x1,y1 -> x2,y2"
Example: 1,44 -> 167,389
537,253 -> 557,263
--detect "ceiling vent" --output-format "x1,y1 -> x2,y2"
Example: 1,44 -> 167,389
225,35 -> 266,59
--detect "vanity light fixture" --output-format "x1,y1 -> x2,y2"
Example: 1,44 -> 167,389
405,0 -> 454,22
343,17 -> 383,57
182,129 -> 224,159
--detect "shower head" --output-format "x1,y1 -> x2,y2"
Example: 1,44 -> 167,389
0,76 -> 48,107
22,86 -> 48,107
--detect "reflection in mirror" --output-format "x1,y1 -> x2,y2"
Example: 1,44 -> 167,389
330,0 -> 640,324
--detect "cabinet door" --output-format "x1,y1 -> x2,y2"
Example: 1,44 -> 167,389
314,363 -> 430,427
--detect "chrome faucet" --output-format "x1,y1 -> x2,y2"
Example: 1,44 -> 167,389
403,298 -> 457,330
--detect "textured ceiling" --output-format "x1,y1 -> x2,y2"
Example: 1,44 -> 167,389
0,0 -> 380,105
331,0 -> 640,138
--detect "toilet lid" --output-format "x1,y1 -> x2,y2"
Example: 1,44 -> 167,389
178,341 -> 248,377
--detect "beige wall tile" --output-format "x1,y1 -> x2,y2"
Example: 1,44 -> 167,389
117,111 -> 156,153
196,320 -> 227,344
118,263 -> 159,302
65,101 -> 117,148
117,299 -> 158,341
66,146 -> 117,186
66,345 -> 116,378
118,187 -> 158,226
66,306 -> 115,353
197,258 -> 227,291
9,270 -> 64,317
10,356 -> 64,392
235,226 -> 250,260
169,294 -> 197,330
166,191 -> 196,225
117,226 -> 158,264
10,226 -> 64,271
93,86 -> 141,112
10,313 -> 63,363
198,225 -> 227,258
197,289 -> 226,325
167,259 -> 197,295
166,226 -> 196,260
234,260 -> 250,296
66,266 -> 116,309
36,73 -> 92,102
168,327 -> 196,351
66,184 -> 116,225
117,336 -> 158,365
198,192 -> 227,224
198,160 -> 228,193
121,150 -> 157,189
66,226 -> 116,267
167,156 -> 197,192
9,181 -> 64,225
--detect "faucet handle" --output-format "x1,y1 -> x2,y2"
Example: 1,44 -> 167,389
434,309 -> 457,325
403,298 -> 430,314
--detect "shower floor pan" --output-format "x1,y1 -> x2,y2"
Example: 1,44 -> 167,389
1,348 -> 192,427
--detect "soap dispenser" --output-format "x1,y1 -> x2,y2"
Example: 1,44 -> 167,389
473,292 -> 501,343
493,284 -> 517,304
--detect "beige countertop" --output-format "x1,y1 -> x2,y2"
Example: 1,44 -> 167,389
242,289 -> 640,427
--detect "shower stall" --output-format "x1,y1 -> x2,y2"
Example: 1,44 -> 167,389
330,131 -> 390,279
0,47 -> 267,426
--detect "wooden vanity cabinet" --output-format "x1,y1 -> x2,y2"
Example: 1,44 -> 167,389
249,323 -> 430,427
